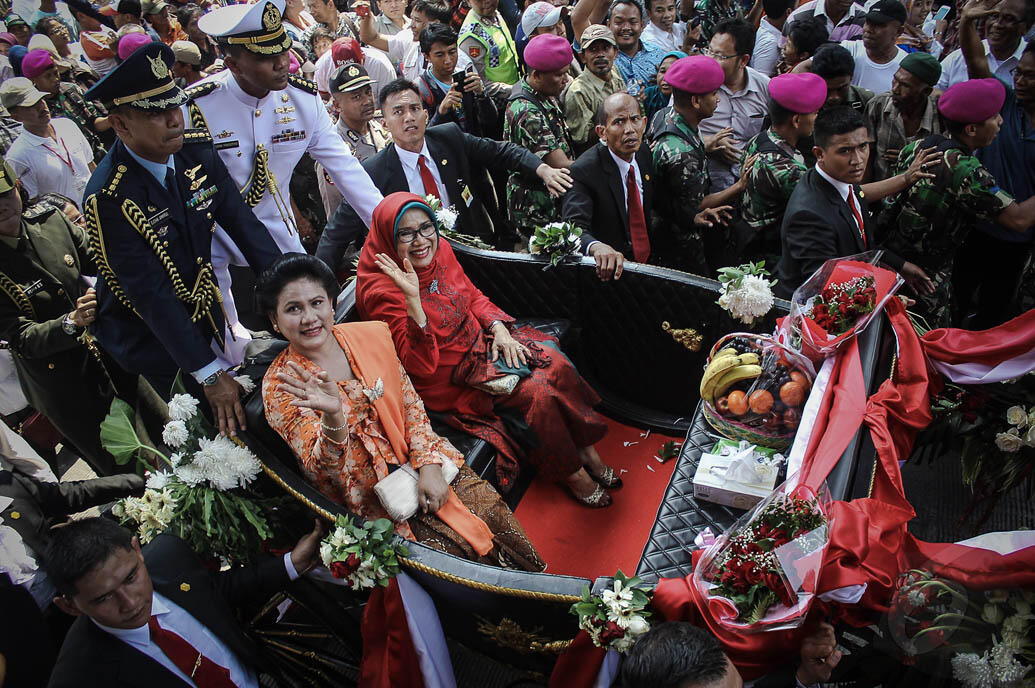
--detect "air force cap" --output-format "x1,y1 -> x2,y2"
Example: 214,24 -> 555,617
664,55 -> 723,94
199,0 -> 292,56
84,42 -> 187,110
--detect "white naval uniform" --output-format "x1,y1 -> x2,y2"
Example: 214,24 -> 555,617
182,70 -> 383,364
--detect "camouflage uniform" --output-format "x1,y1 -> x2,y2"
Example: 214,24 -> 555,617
504,79 -> 572,237
649,109 -> 713,272
740,128 -> 807,268
885,135 -> 1014,327
696,0 -> 742,44
45,81 -> 110,162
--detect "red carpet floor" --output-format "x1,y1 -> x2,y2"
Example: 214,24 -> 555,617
514,420 -> 682,580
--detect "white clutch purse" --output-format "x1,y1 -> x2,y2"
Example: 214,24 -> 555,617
373,459 -> 460,522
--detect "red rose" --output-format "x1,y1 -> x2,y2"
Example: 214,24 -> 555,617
329,561 -> 349,578
770,527 -> 789,542
746,542 -> 763,555
599,621 -> 625,644
745,565 -> 763,585
763,571 -> 784,595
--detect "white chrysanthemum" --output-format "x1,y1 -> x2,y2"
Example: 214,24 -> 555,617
191,435 -> 261,490
169,452 -> 183,467
989,642 -> 1029,684
173,461 -> 206,487
1006,405 -> 1028,427
951,653 -> 994,688
720,274 -> 774,323
167,394 -> 200,421
436,206 -> 458,231
146,471 -> 173,490
995,432 -> 1023,453
1001,614 -> 1028,634
162,419 -> 189,448
235,375 -> 256,394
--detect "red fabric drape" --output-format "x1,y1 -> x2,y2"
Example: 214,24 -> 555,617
921,307 -> 1035,367
360,578 -> 426,688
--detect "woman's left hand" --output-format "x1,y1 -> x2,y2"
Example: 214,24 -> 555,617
275,361 -> 343,415
417,463 -> 450,513
491,329 -> 528,369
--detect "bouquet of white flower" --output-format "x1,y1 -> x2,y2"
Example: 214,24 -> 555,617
319,515 -> 407,590
103,380 -> 279,564
716,262 -> 776,326
529,221 -> 582,268
423,194 -> 459,231
570,570 -> 652,653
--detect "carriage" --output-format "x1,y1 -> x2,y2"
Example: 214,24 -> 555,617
230,241 -> 894,685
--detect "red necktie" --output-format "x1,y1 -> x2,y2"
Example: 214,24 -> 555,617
847,190 -> 867,247
626,166 -> 650,263
417,155 -> 440,201
148,615 -> 237,688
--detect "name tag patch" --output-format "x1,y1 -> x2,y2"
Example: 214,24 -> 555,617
22,280 -> 43,297
215,140 -> 240,151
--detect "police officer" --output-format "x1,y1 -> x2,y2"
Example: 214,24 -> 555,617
184,0 -> 383,362
0,158 -> 131,476
82,43 -> 282,437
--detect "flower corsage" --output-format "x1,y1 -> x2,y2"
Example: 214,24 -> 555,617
319,515 -> 408,590
571,570 -> 652,652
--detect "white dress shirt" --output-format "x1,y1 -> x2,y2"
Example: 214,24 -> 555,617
816,163 -> 864,235
5,117 -> 92,203
397,140 -> 452,207
750,18 -> 783,77
841,40 -> 906,95
608,147 -> 643,211
641,20 -> 686,53
697,66 -> 770,193
92,554 -> 299,688
937,38 -> 1028,91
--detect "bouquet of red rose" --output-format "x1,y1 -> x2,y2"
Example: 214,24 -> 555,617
784,252 -> 903,357
319,515 -> 407,590
693,482 -> 831,632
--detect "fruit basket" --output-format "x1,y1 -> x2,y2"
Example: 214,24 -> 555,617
699,333 -> 816,450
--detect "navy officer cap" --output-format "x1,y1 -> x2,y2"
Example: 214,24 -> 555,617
84,42 -> 187,110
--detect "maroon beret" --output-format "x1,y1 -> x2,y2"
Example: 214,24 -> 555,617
664,55 -> 723,95
938,78 -> 1006,124
768,72 -> 826,114
524,33 -> 572,72
21,49 -> 54,79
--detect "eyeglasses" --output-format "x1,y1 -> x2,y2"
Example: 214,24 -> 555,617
704,48 -> 738,60
397,221 -> 438,243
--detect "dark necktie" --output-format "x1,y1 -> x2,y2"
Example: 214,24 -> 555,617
846,189 -> 867,247
626,166 -> 650,263
417,155 -> 440,201
148,615 -> 237,688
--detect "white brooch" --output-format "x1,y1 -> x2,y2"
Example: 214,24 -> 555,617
363,377 -> 384,403
429,279 -> 439,294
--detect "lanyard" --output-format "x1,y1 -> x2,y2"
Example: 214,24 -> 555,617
41,137 -> 74,170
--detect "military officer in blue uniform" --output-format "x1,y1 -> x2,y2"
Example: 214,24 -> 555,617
82,43 -> 281,437
183,0 -> 383,364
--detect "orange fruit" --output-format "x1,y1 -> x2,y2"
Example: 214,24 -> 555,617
748,389 -> 774,415
727,390 -> 749,416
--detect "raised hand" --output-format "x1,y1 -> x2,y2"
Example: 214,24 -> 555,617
374,252 -> 420,300
904,146 -> 942,185
275,360 -> 343,415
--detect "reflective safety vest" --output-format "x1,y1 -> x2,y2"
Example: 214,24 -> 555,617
458,12 -> 519,85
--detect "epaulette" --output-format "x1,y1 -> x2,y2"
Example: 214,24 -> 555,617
183,128 -> 213,144
100,163 -> 128,196
22,202 -> 58,222
184,80 -> 220,101
288,73 -> 317,95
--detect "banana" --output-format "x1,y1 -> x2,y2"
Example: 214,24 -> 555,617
712,364 -> 763,399
712,347 -> 739,359
700,352 -> 761,402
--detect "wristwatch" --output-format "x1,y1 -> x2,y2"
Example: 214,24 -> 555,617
62,314 -> 78,335
202,370 -> 224,386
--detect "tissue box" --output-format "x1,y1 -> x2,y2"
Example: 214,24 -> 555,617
692,441 -> 781,510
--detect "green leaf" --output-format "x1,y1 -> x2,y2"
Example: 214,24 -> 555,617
202,489 -> 214,534
101,398 -> 167,467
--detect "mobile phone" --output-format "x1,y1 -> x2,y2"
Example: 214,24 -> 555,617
355,3 -> 370,17
690,16 -> 701,28
453,71 -> 467,89
933,4 -> 950,20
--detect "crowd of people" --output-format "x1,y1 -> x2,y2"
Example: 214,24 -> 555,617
0,0 -> 1033,683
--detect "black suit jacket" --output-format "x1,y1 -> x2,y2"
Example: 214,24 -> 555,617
48,534 -> 290,688
316,122 -> 543,273
562,142 -> 659,260
774,167 -> 903,298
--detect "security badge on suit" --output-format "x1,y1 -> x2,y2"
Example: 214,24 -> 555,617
183,0 -> 383,364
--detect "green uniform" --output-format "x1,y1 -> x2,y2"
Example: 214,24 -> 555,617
649,109 -> 713,272
886,135 -> 1014,327
740,128 -> 807,268
45,81 -> 109,162
504,79 -> 572,237
696,0 -> 742,43
0,203 -> 132,475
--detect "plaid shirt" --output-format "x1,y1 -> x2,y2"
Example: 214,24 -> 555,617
865,92 -> 942,181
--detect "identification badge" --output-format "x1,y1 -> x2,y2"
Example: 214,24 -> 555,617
23,280 -> 43,297
215,140 -> 240,151
461,185 -> 474,207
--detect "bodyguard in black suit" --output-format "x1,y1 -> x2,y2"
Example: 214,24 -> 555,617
82,43 -> 281,436
563,93 -> 660,281
316,78 -> 573,274
45,517 -> 323,688
774,106 -> 934,299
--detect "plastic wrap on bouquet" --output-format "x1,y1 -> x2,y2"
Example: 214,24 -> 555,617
700,333 -> 817,450
692,481 -> 831,633
783,252 -> 903,358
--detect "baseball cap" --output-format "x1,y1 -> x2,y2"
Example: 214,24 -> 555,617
865,0 -> 906,25
171,39 -> 201,65
521,1 -> 567,35
579,24 -> 616,49
0,77 -> 48,109
142,0 -> 168,14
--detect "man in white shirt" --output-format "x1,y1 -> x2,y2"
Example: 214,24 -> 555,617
46,517 -> 323,688
700,18 -> 770,192
0,78 -> 93,201
312,35 -> 396,101
358,0 -> 470,83
641,0 -> 686,52
839,0 -> 907,94
785,0 -> 865,42
936,0 -> 1031,90
751,0 -> 794,76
